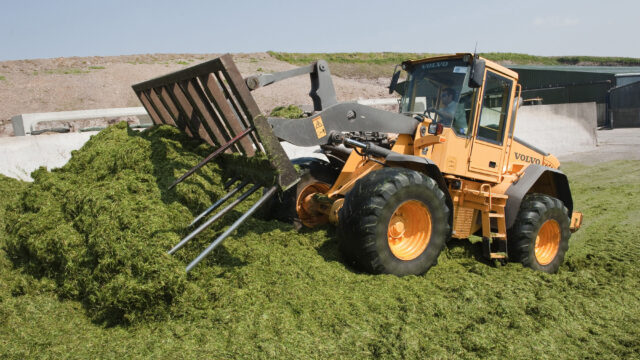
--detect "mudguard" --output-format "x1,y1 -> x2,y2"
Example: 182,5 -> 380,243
505,164 -> 573,229
384,153 -> 454,227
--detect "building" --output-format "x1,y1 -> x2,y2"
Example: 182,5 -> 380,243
508,65 -> 640,128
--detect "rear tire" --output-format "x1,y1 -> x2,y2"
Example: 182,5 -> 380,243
338,168 -> 450,276
508,194 -> 571,273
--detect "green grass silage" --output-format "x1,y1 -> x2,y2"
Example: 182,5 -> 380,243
2,123 -> 230,325
1,124 -> 639,358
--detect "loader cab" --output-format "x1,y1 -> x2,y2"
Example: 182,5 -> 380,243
399,57 -> 475,136
399,54 -> 519,183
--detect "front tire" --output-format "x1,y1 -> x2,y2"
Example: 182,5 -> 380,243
338,168 -> 450,276
508,194 -> 571,273
258,158 -> 339,230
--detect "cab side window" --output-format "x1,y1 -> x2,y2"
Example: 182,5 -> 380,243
477,71 -> 513,145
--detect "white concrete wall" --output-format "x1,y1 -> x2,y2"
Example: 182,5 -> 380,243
514,102 -> 598,156
0,132 -> 98,181
1,102 -> 600,181
11,107 -> 151,136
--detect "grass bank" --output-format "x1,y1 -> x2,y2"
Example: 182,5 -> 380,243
1,124 -> 639,358
268,51 -> 640,79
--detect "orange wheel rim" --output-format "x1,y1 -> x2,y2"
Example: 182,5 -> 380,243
534,219 -> 561,265
387,200 -> 431,261
296,182 -> 330,227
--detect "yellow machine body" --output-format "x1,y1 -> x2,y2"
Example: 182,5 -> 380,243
298,54 -> 582,254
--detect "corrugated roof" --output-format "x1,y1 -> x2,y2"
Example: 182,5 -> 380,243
508,65 -> 640,74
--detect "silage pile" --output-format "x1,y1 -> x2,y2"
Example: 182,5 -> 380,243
1,122 -> 639,357
3,122 -> 229,324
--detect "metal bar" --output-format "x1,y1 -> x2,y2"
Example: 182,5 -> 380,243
189,180 -> 249,227
185,185 -> 277,272
170,83 -> 215,146
168,183 -> 262,255
136,92 -> 165,125
146,89 -> 176,127
218,54 -> 263,119
245,64 -> 315,90
212,70 -> 262,151
182,79 -> 230,148
154,87 -> 193,137
200,73 -> 255,155
224,177 -> 238,189
167,126 -> 255,190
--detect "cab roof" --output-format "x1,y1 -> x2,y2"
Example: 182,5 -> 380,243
402,53 -> 519,79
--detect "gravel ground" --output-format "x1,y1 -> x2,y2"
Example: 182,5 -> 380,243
558,128 -> 640,163
0,52 -> 389,136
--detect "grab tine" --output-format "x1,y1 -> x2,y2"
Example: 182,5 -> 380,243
189,180 -> 249,227
186,186 -> 277,273
167,127 -> 255,190
224,177 -> 238,190
168,183 -> 262,255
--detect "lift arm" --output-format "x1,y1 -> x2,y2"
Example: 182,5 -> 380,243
244,60 -> 337,111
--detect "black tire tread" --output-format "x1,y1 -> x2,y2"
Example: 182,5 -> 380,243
508,193 -> 571,273
338,167 -> 451,276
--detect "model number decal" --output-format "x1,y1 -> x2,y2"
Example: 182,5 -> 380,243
514,152 -> 541,164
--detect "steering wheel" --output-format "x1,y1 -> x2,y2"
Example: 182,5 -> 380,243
423,107 -> 437,121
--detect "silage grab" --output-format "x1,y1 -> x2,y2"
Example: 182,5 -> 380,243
132,54 -> 298,272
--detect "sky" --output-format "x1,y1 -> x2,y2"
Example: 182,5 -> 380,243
0,0 -> 637,61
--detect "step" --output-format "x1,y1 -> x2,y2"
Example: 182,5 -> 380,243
490,253 -> 507,259
491,232 -> 506,238
488,213 -> 504,218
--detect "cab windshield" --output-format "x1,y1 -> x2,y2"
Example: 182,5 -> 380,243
400,59 -> 474,135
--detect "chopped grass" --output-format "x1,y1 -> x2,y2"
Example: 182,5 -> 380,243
0,75 -> 6,81
269,105 -> 304,119
1,125 -> 639,358
44,68 -> 90,75
88,66 -> 105,70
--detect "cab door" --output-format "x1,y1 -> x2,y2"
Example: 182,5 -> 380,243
468,70 -> 514,180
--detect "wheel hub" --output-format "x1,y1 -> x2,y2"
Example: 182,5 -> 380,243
534,219 -> 561,265
387,200 -> 432,261
389,216 -> 406,239
296,182 -> 331,228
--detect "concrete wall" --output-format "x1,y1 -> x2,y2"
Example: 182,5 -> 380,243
0,132 -> 98,181
11,107 -> 151,136
1,102 -> 599,181
514,102 -> 598,157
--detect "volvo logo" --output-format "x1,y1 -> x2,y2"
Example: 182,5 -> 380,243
514,152 -> 541,164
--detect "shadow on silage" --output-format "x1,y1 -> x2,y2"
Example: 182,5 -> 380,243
442,237 -> 486,263
140,125 -> 223,214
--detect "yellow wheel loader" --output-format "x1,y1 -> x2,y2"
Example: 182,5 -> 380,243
133,53 -> 583,275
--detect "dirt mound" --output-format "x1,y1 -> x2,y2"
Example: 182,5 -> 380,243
0,53 -> 390,137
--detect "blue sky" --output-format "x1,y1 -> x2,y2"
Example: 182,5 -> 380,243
0,0 -> 636,61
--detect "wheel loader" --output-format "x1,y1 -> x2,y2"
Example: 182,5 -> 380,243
132,53 -> 583,275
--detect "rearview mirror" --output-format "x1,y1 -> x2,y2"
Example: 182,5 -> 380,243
389,65 -> 401,94
468,57 -> 485,88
